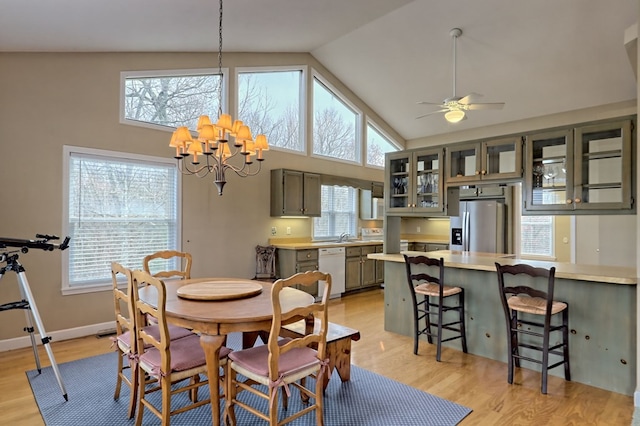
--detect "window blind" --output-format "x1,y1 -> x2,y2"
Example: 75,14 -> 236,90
66,149 -> 179,287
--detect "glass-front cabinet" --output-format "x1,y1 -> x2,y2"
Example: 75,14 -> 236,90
386,148 -> 444,215
446,137 -> 523,183
524,129 -> 574,212
524,118 -> 634,213
574,119 -> 633,210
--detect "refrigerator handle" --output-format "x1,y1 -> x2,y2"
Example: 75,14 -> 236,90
463,211 -> 470,251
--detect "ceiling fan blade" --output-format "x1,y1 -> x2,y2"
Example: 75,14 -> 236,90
467,102 -> 505,110
417,100 -> 445,106
415,109 -> 448,119
458,92 -> 483,105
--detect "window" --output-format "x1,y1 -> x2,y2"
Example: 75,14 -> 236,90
520,215 -> 554,257
312,75 -> 361,163
62,146 -> 180,294
366,121 -> 400,167
313,185 -> 357,240
237,68 -> 305,152
121,69 -> 222,131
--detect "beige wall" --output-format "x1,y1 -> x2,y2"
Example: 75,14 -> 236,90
0,52 -> 392,340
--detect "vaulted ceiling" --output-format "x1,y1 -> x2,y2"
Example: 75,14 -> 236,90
1,0 -> 636,141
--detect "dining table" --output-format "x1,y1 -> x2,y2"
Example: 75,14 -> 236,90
137,277 -> 315,426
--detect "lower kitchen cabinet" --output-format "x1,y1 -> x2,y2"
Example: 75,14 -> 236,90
345,246 -> 378,291
276,248 -> 319,296
375,245 -> 384,284
409,242 -> 449,252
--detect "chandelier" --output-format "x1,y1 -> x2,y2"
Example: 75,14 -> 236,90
168,0 -> 268,196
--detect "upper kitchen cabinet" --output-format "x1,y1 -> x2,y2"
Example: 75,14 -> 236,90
386,148 -> 445,216
445,137 -> 523,184
523,118 -> 634,214
270,169 -> 321,217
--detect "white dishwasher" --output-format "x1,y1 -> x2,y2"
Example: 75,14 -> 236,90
318,247 -> 345,299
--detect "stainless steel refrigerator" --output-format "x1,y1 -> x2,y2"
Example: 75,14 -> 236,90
449,200 -> 506,253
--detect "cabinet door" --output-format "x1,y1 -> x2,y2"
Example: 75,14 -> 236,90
413,148 -> 445,213
375,245 -> 384,284
523,129 -> 574,212
446,142 -> 481,183
481,137 -> 523,180
386,151 -> 413,213
295,260 -> 319,296
302,172 -> 322,216
413,243 -> 427,251
361,246 -> 377,287
345,255 -> 362,290
426,243 -> 448,252
573,119 -> 633,210
279,169 -> 305,216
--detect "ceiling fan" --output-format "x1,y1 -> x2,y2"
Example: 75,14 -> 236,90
416,28 -> 505,123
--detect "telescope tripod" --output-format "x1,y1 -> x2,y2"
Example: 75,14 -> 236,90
0,252 -> 68,401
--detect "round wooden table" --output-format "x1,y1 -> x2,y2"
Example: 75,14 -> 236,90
137,278 -> 314,426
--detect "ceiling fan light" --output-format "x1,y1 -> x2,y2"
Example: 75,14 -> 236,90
445,109 -> 465,123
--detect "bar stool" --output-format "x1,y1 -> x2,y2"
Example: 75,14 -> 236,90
495,262 -> 570,394
403,254 -> 467,361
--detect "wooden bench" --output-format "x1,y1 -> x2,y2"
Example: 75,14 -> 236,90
279,318 -> 361,391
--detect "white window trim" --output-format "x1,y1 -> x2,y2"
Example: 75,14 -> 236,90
235,65 -> 308,156
61,145 -> 182,295
311,69 -> 363,165
365,118 -> 402,169
119,67 -> 229,133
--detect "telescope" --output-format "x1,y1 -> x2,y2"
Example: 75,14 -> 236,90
0,233 -> 71,400
0,234 -> 70,253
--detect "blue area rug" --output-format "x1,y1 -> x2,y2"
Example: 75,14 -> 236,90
27,334 -> 472,425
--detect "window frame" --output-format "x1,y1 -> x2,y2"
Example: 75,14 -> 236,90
312,184 -> 358,241
365,118 -> 401,169
311,70 -> 363,165
235,65 -> 307,155
119,67 -> 229,132
61,145 -> 182,295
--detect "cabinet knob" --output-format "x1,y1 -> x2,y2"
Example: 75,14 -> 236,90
306,253 -> 311,258
566,199 -> 573,204
481,170 -> 487,175
475,170 -> 480,175
574,198 -> 582,203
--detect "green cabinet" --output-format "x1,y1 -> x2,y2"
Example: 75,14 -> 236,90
445,136 -> 523,184
523,118 -> 634,214
276,248 -> 319,296
345,245 -> 378,291
375,245 -> 384,285
270,169 -> 321,217
386,147 -> 445,216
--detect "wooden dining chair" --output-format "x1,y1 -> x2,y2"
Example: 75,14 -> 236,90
111,262 -> 195,419
143,250 -> 192,280
403,254 -> 467,361
110,262 -> 139,419
225,271 -> 331,426
495,262 -> 570,394
131,270 -> 232,426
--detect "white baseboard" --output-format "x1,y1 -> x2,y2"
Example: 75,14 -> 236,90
0,321 -> 115,352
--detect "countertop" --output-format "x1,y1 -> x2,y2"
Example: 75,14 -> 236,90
269,235 -> 449,250
368,250 -> 637,285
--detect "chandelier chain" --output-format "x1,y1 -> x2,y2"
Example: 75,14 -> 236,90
217,0 -> 224,116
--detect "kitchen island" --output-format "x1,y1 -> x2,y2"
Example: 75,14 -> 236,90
368,250 -> 637,395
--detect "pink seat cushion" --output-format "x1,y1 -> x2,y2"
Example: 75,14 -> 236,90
140,334 -> 232,373
228,338 -> 319,378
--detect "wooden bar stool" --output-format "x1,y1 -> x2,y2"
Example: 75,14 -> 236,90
495,262 -> 571,394
403,255 -> 467,361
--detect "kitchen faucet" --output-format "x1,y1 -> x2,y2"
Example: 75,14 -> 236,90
337,232 -> 350,243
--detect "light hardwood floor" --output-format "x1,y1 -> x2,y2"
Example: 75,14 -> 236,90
0,288 -> 634,425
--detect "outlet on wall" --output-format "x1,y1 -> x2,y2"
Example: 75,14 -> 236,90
416,226 -> 421,233
286,226 -> 291,235
271,227 -> 277,235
